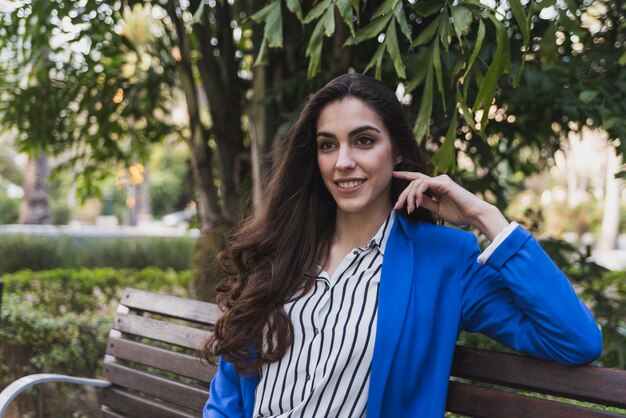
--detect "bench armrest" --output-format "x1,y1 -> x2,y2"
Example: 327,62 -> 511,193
0,374 -> 111,417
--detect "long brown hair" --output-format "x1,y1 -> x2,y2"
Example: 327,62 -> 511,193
202,73 -> 435,375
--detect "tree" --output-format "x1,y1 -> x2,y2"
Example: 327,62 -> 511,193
254,0 -> 625,206
1,1 -> 623,290
17,151 -> 51,224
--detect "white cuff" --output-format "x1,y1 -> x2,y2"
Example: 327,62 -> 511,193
477,221 -> 519,265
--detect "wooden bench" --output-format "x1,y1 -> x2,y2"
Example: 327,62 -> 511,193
1,288 -> 625,417
0,288 -> 219,417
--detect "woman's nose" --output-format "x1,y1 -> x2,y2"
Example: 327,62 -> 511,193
335,147 -> 356,170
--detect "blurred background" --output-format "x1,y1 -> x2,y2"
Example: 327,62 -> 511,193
0,0 -> 624,416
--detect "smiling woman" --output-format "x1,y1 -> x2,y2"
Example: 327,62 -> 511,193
201,73 -> 602,418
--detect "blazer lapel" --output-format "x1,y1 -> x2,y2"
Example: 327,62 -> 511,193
366,217 -> 415,418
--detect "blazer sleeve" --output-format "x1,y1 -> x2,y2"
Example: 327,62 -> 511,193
203,357 -> 245,418
459,225 -> 602,365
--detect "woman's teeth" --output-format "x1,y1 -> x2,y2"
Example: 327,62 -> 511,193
337,180 -> 364,188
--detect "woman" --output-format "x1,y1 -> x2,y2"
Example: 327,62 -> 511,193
202,73 -> 601,418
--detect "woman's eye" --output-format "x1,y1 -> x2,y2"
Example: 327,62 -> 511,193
356,136 -> 375,146
319,141 -> 335,151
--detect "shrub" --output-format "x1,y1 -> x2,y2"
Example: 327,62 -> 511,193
3,267 -> 192,313
0,267 -> 193,416
0,235 -> 195,274
0,193 -> 19,224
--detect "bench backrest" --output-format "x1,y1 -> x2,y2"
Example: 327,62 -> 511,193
101,289 -> 626,417
447,345 -> 626,417
101,288 -> 219,418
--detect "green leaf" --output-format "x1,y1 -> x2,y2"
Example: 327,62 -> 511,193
473,17 -> 508,123
461,0 -> 496,11
603,116 -> 622,130
394,2 -> 412,41
539,22 -> 558,66
461,18 -> 485,81
431,115 -> 458,174
305,18 -> 326,78
364,42 -> 386,79
373,0 -> 398,19
385,21 -> 406,78
412,14 -> 441,47
558,10 -> 585,36
432,38 -> 445,111
456,85 -> 476,131
450,5 -> 472,40
304,0 -> 332,24
509,0 -> 529,46
253,37 -> 269,67
251,0 -> 283,48
412,0 -> 444,17
563,0 -> 577,14
579,90 -> 598,103
414,66 -> 434,143
439,10 -> 451,52
286,0 -> 304,21
619,52 -> 626,66
323,4 -> 335,36
406,44 -> 434,92
334,0 -> 355,35
344,13 -> 392,45
191,0 -> 206,25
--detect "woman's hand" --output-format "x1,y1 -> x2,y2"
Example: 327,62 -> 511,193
393,171 -> 509,241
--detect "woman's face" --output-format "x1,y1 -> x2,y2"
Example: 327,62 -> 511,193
316,97 -> 397,218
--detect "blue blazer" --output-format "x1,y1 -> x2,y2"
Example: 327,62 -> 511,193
204,217 -> 602,418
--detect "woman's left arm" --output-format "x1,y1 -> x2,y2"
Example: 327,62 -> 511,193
393,171 -> 508,240
393,171 -> 603,365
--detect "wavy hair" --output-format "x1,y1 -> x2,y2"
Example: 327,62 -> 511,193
202,73 -> 435,374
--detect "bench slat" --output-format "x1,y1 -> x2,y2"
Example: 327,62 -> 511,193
102,362 -> 207,412
102,388 -> 196,418
114,312 -> 209,350
451,346 -> 626,409
447,381 -> 623,418
121,288 -> 220,324
100,407 -> 126,418
106,337 -> 216,384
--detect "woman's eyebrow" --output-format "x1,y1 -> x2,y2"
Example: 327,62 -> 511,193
316,125 -> 381,139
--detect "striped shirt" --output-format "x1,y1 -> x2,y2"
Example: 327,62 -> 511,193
253,211 -> 395,418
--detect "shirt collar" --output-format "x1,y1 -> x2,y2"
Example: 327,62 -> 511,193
359,210 -> 396,256
310,210 -> 397,280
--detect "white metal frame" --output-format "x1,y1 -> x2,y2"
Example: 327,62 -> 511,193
0,374 -> 111,417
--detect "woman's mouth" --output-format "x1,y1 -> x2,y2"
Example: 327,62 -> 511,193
336,179 -> 365,189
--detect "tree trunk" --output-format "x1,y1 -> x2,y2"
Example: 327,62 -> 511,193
193,0 -> 246,221
168,0 -> 224,230
18,151 -> 51,225
249,64 -> 266,210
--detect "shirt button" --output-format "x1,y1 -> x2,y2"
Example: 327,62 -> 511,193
353,250 -> 359,255
314,328 -> 319,335
306,374 -> 311,381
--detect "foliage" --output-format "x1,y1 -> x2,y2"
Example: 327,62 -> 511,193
148,141 -> 196,219
0,266 -> 193,416
2,0 -> 622,219
0,293 -> 112,383
0,192 -> 19,224
0,1 -> 176,197
253,0 -> 625,205
0,235 -> 195,274
3,267 -> 192,313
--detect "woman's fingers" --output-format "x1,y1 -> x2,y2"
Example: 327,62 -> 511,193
394,174 -> 441,214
